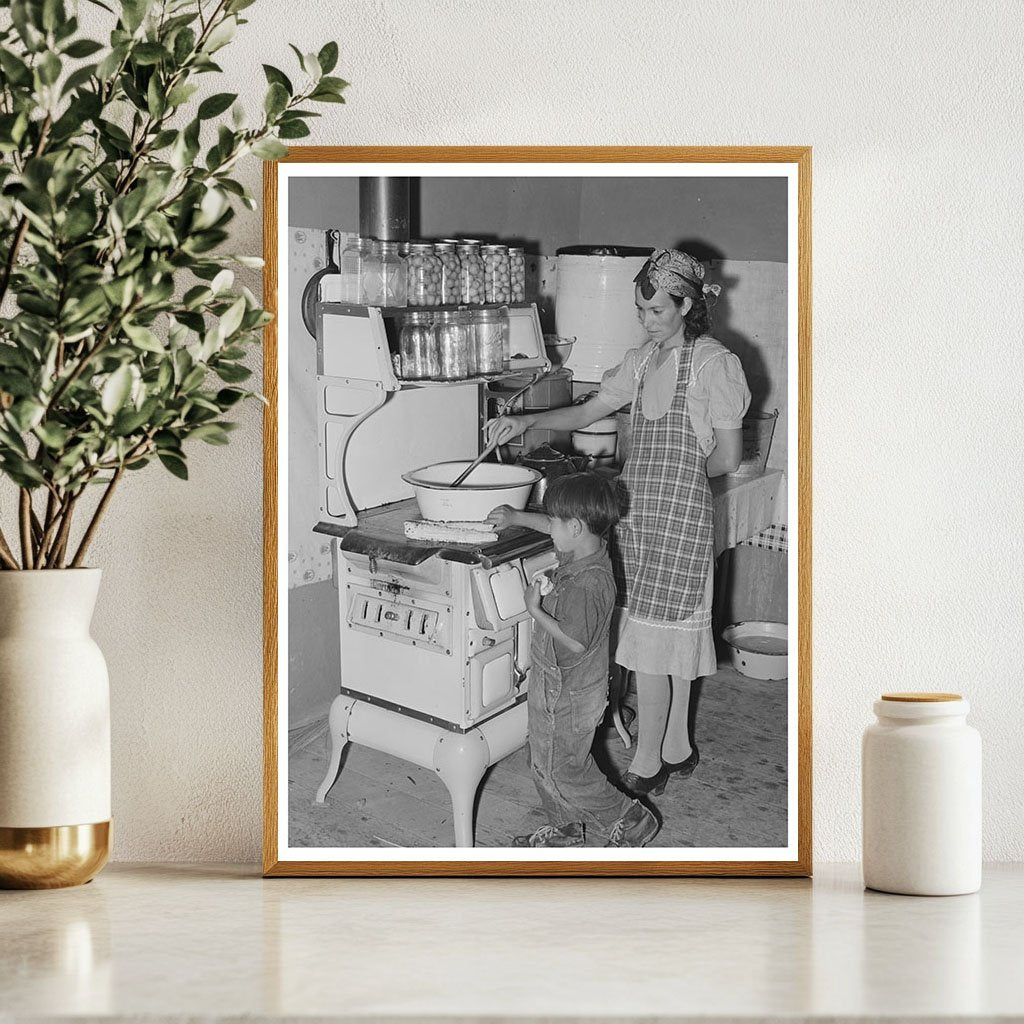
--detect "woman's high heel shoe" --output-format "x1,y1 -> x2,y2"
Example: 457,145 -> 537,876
663,743 -> 700,778
621,762 -> 670,797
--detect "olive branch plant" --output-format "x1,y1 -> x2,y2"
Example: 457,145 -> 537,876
0,0 -> 346,569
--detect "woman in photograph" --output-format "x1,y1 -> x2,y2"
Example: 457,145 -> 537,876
485,248 -> 751,797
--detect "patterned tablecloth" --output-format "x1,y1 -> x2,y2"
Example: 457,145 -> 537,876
710,469 -> 786,556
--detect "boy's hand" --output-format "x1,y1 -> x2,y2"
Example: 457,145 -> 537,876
486,504 -> 517,530
524,581 -> 542,614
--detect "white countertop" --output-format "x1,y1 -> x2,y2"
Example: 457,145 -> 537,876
3,862 -> 1021,1021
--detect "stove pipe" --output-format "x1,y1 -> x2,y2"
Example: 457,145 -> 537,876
359,177 -> 410,241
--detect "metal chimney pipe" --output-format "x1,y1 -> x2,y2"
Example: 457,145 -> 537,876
359,177 -> 410,241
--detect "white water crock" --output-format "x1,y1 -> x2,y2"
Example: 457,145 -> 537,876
554,248 -> 650,384
0,569 -> 111,888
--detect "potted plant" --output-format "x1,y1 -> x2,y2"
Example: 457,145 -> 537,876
0,0 -> 346,887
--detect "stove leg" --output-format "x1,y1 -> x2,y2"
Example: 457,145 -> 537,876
610,666 -> 633,750
433,730 -> 490,848
314,694 -> 356,804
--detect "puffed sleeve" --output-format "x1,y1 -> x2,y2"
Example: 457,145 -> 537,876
595,346 -> 640,412
702,350 -> 751,429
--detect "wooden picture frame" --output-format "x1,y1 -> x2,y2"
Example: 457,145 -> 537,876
263,147 -> 812,876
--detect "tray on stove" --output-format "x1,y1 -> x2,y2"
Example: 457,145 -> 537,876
314,498 -> 551,568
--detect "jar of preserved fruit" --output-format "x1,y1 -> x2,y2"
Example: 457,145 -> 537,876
378,239 -> 407,307
473,305 -> 508,374
406,241 -> 442,306
434,241 -> 463,305
434,309 -> 469,380
398,310 -> 437,380
508,245 -> 526,302
457,242 -> 485,305
481,244 -> 511,304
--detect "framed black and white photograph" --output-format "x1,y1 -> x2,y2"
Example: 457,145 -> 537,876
262,147 -> 811,877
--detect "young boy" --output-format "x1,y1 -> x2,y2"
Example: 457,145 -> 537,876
487,473 -> 659,848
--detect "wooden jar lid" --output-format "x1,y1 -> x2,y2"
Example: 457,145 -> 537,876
881,692 -> 962,702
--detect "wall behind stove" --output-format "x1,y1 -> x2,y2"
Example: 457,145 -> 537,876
64,0 -> 1024,863
288,176 -> 787,263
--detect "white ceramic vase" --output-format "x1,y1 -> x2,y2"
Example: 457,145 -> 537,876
0,569 -> 111,888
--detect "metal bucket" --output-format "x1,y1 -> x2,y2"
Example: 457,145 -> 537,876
728,409 -> 779,478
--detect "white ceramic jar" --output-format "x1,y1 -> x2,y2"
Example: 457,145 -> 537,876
862,692 -> 981,896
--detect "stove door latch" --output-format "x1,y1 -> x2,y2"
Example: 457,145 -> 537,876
371,576 -> 410,598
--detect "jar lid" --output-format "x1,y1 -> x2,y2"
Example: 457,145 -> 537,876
402,310 -> 433,324
881,692 -> 962,702
408,242 -> 435,254
874,694 -> 969,720
435,241 -> 457,250
481,244 -> 508,253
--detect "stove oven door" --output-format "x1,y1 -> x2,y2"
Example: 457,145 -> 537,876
467,638 -> 517,723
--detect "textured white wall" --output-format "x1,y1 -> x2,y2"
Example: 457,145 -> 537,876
69,0 -> 1023,862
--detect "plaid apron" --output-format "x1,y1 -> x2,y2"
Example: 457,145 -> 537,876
613,342 -> 713,623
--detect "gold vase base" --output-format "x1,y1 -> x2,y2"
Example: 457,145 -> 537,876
0,821 -> 110,889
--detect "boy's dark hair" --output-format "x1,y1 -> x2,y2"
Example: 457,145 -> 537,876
542,472 -> 620,537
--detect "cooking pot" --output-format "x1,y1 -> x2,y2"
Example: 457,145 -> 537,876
571,415 -> 618,458
518,447 -> 590,505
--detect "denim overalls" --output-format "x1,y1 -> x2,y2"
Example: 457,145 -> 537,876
527,546 -> 634,834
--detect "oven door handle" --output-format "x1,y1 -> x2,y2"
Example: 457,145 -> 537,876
512,619 -> 530,688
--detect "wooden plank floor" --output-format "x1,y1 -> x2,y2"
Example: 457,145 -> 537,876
288,665 -> 788,849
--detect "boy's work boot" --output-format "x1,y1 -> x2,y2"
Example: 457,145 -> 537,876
511,822 -> 585,847
604,801 -> 659,847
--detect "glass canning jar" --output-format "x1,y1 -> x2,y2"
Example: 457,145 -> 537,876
378,239 -> 407,307
457,307 -> 477,377
434,308 -> 469,380
457,242 -> 485,305
508,245 -> 526,302
339,235 -> 372,303
434,241 -> 463,304
473,305 -> 508,374
398,310 -> 438,381
359,239 -> 383,305
406,242 -> 442,306
481,244 -> 511,303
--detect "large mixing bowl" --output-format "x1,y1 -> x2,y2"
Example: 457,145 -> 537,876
402,461 -> 541,522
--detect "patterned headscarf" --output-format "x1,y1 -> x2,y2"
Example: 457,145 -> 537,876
634,248 -> 721,299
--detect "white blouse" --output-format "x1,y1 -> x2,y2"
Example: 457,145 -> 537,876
596,336 -> 751,456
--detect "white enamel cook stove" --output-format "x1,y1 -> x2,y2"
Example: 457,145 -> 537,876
314,499 -> 556,847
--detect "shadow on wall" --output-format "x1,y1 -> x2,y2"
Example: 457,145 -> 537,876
675,237 -> 771,413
